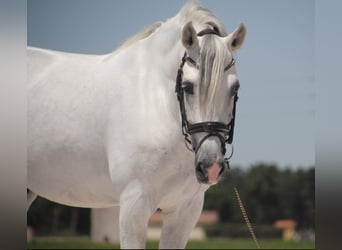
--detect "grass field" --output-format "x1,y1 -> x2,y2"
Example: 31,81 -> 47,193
27,236 -> 314,249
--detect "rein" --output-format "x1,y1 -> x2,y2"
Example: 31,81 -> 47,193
175,28 -> 261,249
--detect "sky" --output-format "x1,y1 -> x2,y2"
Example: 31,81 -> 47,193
27,0 -> 315,169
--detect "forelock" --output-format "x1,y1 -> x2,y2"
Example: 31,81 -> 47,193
199,35 -> 228,119
179,1 -> 227,36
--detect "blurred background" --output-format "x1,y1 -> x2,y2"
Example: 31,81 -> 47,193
27,0 -> 315,248
28,164 -> 314,248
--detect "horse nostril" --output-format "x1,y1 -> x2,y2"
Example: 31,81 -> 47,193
196,162 -> 203,171
196,162 -> 205,175
195,162 -> 208,182
219,163 -> 225,175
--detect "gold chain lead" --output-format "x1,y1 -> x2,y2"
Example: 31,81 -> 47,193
226,162 -> 261,249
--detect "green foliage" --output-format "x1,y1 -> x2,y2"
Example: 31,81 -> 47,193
204,163 -> 315,228
28,163 -> 315,235
204,223 -> 282,238
28,199 -> 90,235
27,237 -> 315,249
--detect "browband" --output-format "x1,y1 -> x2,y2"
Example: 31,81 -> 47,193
197,28 -> 221,37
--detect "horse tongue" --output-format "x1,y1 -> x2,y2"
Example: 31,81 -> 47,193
207,162 -> 221,184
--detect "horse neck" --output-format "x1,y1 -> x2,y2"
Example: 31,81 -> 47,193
142,17 -> 185,78
138,18 -> 185,126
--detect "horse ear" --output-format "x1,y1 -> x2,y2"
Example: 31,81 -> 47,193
226,22 -> 247,51
182,21 -> 199,50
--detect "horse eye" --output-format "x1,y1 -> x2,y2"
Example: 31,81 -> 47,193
182,81 -> 194,95
231,82 -> 240,96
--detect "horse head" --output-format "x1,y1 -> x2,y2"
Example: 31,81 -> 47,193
177,21 -> 246,185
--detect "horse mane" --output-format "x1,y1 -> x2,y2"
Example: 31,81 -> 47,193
112,21 -> 164,55
178,0 -> 227,36
111,1 -> 227,55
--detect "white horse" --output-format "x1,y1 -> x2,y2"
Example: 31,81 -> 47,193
27,2 -> 246,249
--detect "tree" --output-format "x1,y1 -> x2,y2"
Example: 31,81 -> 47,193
203,163 -> 315,229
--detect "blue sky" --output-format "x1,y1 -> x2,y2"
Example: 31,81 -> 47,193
27,0 -> 315,168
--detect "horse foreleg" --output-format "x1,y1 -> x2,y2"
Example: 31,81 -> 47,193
159,191 -> 204,249
27,189 -> 37,212
119,180 -> 156,249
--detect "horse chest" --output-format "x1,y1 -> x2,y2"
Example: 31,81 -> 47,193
141,150 -> 209,210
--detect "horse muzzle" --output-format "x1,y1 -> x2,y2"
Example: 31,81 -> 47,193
195,157 -> 225,185
193,133 -> 227,184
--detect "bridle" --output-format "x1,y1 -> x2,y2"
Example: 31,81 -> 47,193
175,28 -> 238,160
174,29 -> 261,249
